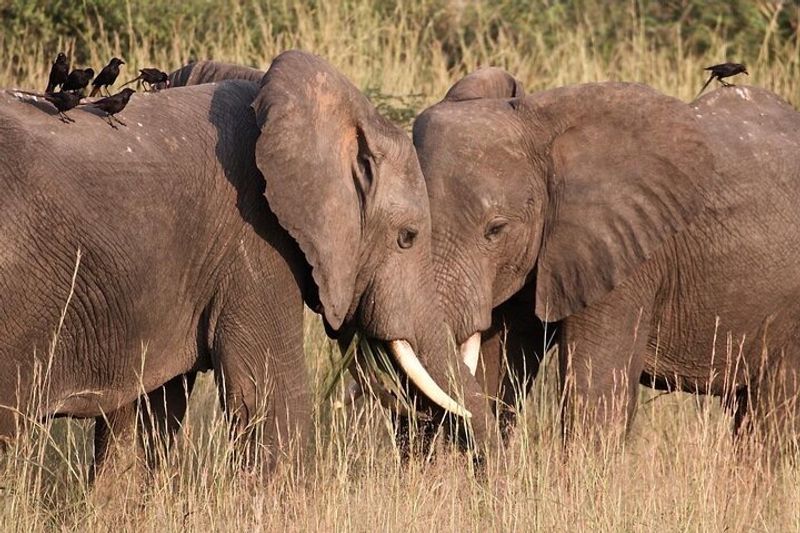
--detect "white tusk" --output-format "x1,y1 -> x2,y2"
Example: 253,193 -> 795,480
459,333 -> 481,377
388,340 -> 472,418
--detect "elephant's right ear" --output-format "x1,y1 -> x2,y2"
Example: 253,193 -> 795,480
443,67 -> 525,102
251,50 -> 372,330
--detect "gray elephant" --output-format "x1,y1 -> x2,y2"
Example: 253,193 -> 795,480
165,59 -> 496,463
0,50 -> 483,485
413,67 -> 800,443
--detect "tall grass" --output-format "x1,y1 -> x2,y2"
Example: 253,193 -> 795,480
1,1 -> 800,530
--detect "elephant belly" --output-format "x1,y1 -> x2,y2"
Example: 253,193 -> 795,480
643,226 -> 800,395
0,244 -> 208,419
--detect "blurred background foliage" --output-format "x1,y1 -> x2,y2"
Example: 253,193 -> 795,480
0,0 -> 798,120
1,0 -> 796,64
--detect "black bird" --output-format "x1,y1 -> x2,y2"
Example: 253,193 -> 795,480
120,68 -> 170,92
83,88 -> 135,129
62,67 -> 95,95
44,91 -> 82,123
697,62 -> 749,96
45,52 -> 69,93
89,57 -> 125,97
14,90 -> 82,123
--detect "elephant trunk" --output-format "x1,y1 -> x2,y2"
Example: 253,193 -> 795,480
399,314 -> 493,454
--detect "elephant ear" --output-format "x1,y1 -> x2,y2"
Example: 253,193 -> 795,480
251,50 -> 379,330
530,83 -> 713,321
443,67 -> 525,102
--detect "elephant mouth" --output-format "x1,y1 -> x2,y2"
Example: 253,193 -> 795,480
350,337 -> 472,419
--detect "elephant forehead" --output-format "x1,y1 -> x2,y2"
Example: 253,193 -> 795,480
415,106 -> 528,195
416,101 -> 517,146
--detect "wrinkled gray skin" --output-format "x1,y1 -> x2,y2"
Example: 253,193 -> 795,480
0,51 -> 483,485
414,68 -> 800,442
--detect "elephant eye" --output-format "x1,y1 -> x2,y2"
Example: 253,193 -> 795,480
397,227 -> 418,249
485,219 -> 509,241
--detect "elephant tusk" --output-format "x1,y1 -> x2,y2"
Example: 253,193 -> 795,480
387,340 -> 472,419
459,333 -> 481,377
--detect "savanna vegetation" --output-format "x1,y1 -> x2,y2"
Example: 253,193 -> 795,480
1,1 -> 799,530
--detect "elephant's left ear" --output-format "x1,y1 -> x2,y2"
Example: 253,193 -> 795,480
250,50 -> 379,330
444,67 -> 525,102
530,83 -> 714,321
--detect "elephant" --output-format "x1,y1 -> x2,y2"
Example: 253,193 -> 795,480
413,66 -> 800,444
165,59 -> 496,464
0,50 -> 484,486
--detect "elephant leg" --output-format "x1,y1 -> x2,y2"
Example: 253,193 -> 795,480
478,291 -> 553,443
138,372 -> 197,468
558,290 -> 651,446
92,406 -> 139,484
92,372 -> 196,486
736,348 -> 800,455
211,276 -> 309,477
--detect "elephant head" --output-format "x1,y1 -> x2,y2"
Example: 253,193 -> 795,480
413,68 -> 713,368
253,52 -> 493,445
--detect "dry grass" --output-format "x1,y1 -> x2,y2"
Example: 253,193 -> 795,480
2,1 -> 800,531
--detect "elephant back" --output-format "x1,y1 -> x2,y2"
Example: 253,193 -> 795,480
692,86 -> 800,203
168,61 -> 265,88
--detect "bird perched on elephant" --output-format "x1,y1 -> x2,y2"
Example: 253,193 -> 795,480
90,57 -> 125,97
120,68 -> 170,92
45,52 -> 69,93
61,67 -> 94,95
0,50 -> 483,487
413,67 -> 800,447
698,62 -> 748,96
81,87 -> 136,128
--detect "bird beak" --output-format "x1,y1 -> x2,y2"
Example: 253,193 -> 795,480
745,71 -> 749,75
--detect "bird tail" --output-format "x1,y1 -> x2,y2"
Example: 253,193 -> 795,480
89,85 -> 101,97
14,90 -> 46,98
119,77 -> 140,88
696,74 -> 714,98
